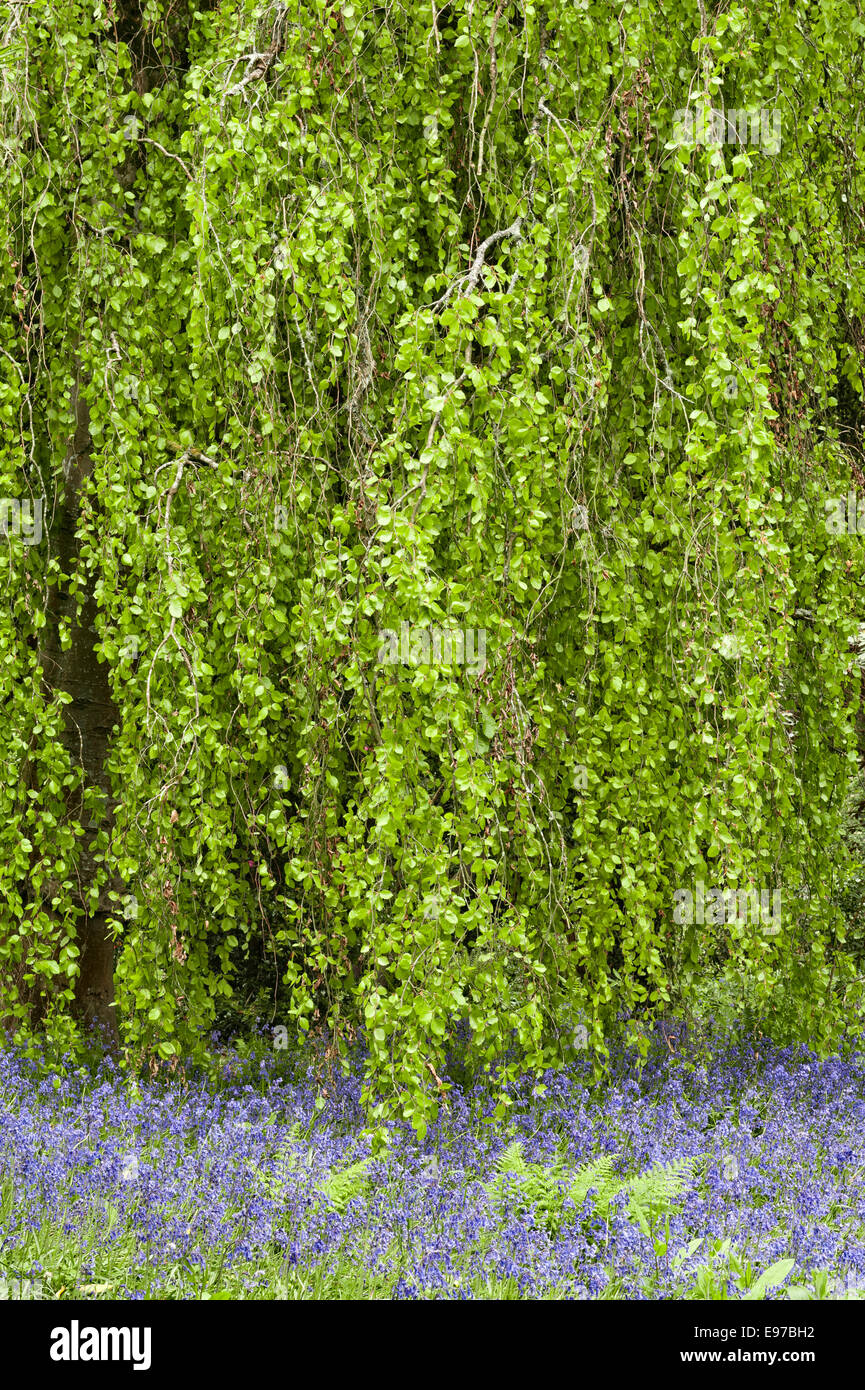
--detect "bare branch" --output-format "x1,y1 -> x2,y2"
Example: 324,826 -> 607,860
225,40 -> 281,98
434,218 -> 523,309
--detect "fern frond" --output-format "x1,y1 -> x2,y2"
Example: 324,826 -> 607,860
494,1139 -> 529,1176
626,1156 -> 696,1232
569,1154 -> 623,1213
484,1146 -> 698,1240
485,1146 -> 624,1236
321,1157 -> 372,1212
252,1130 -> 307,1200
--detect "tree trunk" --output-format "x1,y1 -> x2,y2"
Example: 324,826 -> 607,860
37,371 -> 121,1051
28,0 -> 165,1051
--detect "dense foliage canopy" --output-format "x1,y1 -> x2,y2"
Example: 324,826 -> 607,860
1,0 -> 864,1132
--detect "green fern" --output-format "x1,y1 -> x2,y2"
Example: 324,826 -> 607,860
320,1158 -> 373,1213
484,1143 -> 698,1238
484,1141 -> 570,1233
495,1139 -> 529,1177
251,1129 -> 309,1201
485,1143 -> 625,1235
570,1154 -> 626,1215
253,1143 -> 373,1215
627,1156 -> 697,1236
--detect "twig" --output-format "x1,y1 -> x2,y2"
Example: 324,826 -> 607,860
410,370 -> 468,524
138,137 -> 193,182
225,41 -> 280,98
434,218 -> 523,309
477,0 -> 507,180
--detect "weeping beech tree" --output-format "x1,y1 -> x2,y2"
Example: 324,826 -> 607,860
1,0 -> 864,1131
